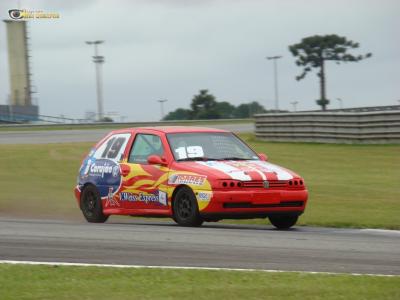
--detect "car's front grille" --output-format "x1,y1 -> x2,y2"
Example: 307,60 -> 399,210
242,180 -> 287,188
223,201 -> 304,209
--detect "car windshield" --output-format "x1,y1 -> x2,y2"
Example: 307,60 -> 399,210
167,132 -> 259,161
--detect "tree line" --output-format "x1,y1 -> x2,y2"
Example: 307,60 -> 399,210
163,89 -> 282,120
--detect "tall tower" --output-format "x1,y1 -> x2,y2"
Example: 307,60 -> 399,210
4,20 -> 32,106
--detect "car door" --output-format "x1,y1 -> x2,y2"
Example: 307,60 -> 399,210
118,133 -> 170,212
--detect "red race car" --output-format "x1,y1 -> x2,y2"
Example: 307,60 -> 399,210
74,127 -> 308,229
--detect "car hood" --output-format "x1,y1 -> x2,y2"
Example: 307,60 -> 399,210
171,160 -> 299,181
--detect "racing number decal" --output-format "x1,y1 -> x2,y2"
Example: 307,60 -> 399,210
94,133 -> 131,161
175,146 -> 204,159
102,137 -> 126,159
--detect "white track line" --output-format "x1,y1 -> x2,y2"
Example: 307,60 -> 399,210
360,229 -> 400,235
0,260 -> 398,277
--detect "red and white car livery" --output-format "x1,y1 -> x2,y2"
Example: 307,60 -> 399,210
74,127 -> 308,229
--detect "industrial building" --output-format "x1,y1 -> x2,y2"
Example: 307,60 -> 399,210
0,20 -> 38,123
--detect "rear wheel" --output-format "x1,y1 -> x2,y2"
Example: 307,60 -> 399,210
268,215 -> 298,229
173,187 -> 203,227
80,185 -> 109,223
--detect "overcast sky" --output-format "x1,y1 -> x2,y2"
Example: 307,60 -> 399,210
0,0 -> 399,121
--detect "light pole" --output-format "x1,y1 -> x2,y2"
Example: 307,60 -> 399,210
336,97 -> 343,109
158,99 -> 168,120
290,101 -> 299,112
266,55 -> 282,111
86,40 -> 105,121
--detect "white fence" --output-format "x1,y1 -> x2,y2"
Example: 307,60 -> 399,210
254,111 -> 400,144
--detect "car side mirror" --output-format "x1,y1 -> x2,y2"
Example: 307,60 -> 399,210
258,153 -> 268,161
147,155 -> 168,166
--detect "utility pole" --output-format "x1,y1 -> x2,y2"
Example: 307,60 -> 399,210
290,101 -> 299,112
158,99 -> 168,120
266,55 -> 282,111
336,97 -> 343,109
86,40 -> 105,121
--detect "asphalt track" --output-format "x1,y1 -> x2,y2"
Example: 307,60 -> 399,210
0,123 -> 253,144
0,217 -> 399,275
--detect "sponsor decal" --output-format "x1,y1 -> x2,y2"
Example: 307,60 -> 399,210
197,192 -> 212,201
158,190 -> 168,206
89,162 -> 119,178
82,159 -> 92,177
105,187 -> 120,207
81,158 -> 120,179
112,165 -> 119,177
140,193 -> 161,203
79,158 -> 122,198
119,190 -> 168,206
168,174 -> 206,186
120,192 -> 139,202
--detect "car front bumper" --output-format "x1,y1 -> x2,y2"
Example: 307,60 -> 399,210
200,188 -> 308,218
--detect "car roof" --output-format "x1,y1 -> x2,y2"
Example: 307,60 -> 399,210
112,126 -> 230,134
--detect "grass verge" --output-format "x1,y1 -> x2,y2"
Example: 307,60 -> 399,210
0,136 -> 399,229
0,264 -> 399,300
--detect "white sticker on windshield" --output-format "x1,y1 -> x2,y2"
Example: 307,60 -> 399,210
175,146 -> 204,159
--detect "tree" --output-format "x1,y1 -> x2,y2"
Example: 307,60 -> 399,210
163,108 -> 192,121
289,34 -> 371,111
215,101 -> 236,119
190,89 -> 221,119
233,101 -> 267,118
162,90 -> 268,120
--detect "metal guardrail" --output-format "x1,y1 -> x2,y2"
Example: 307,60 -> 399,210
306,105 -> 400,113
0,113 -> 88,124
254,111 -> 400,144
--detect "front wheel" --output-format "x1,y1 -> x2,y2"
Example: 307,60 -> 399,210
173,187 -> 203,227
80,185 -> 109,223
268,215 -> 298,229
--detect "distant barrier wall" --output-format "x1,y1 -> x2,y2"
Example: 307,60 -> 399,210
0,105 -> 39,123
0,118 -> 252,128
254,111 -> 400,144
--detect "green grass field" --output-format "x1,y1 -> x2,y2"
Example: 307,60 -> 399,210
0,135 -> 399,229
0,264 -> 399,300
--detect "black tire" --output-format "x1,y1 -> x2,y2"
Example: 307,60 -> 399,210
268,215 -> 298,229
172,187 -> 203,227
80,185 -> 109,223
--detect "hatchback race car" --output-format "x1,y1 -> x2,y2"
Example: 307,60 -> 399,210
74,127 -> 308,229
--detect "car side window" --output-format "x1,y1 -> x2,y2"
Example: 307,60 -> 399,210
93,133 -> 131,161
128,134 -> 164,164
